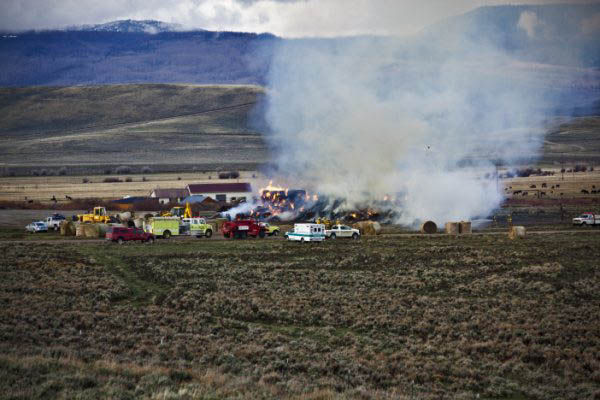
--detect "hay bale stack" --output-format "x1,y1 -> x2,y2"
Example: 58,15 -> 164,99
352,221 -> 381,236
421,221 -> 437,234
82,224 -> 101,238
59,220 -> 76,236
445,222 -> 459,235
508,226 -> 526,240
75,223 -> 85,237
118,211 -> 132,221
459,221 -> 472,234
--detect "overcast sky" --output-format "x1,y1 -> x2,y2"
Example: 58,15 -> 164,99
1,0 -> 598,37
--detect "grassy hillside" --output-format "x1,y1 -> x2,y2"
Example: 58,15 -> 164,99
0,84 -> 262,136
0,84 -> 598,176
0,30 -> 276,86
0,84 -> 269,174
542,116 -> 600,164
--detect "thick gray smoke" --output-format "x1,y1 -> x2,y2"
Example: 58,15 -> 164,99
263,17 -> 558,226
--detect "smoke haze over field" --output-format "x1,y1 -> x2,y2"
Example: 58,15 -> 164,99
264,18 -> 565,225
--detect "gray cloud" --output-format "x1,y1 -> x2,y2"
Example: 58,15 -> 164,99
2,0 -> 596,36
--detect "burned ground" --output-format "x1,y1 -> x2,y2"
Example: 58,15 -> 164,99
0,234 -> 599,399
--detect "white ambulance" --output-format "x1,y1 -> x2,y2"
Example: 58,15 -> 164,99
286,223 -> 326,242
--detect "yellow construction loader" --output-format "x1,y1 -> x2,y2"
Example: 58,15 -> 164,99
161,203 -> 193,218
78,206 -> 111,223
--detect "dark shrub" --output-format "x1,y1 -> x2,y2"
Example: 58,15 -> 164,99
103,177 -> 122,183
115,165 -> 131,174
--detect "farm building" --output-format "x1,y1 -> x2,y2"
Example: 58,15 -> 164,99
187,183 -> 252,203
149,188 -> 189,204
111,196 -> 158,211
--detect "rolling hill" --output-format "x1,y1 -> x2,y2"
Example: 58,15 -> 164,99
0,84 -> 269,175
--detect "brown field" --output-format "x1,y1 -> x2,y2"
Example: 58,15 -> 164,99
503,169 -> 600,200
1,168 -> 599,205
0,171 -> 267,202
0,231 -> 599,399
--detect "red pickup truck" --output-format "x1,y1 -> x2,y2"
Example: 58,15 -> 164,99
222,219 -> 266,239
106,227 -> 155,244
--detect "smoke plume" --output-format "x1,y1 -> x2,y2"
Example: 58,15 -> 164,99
262,13 -> 562,226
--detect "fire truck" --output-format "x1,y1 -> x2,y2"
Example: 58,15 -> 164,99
222,219 -> 267,239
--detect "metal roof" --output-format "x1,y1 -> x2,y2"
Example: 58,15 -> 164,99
151,188 -> 189,198
187,183 -> 252,194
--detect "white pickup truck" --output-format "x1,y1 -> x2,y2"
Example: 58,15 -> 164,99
325,224 -> 361,240
45,214 -> 66,231
572,213 -> 600,226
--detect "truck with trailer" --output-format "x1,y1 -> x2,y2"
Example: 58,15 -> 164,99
572,213 -> 600,226
222,219 -> 267,239
144,217 -> 181,238
286,223 -> 326,242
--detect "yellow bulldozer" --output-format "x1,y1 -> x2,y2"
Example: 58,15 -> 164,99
161,203 -> 192,218
78,206 -> 111,223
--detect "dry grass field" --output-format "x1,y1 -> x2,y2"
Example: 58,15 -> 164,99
0,172 -> 267,202
0,232 -> 599,399
1,168 -> 599,204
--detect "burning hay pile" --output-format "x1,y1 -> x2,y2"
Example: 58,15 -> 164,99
227,181 -> 398,225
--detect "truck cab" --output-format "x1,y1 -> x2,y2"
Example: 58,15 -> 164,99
182,217 -> 213,238
222,219 -> 266,239
45,214 -> 66,231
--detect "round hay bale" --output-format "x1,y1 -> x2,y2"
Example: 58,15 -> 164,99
118,211 -> 132,221
508,226 -> 526,240
75,223 -> 85,237
82,224 -> 101,238
459,221 -> 472,234
352,221 -> 381,236
59,220 -> 77,236
445,222 -> 459,235
421,221 -> 437,234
